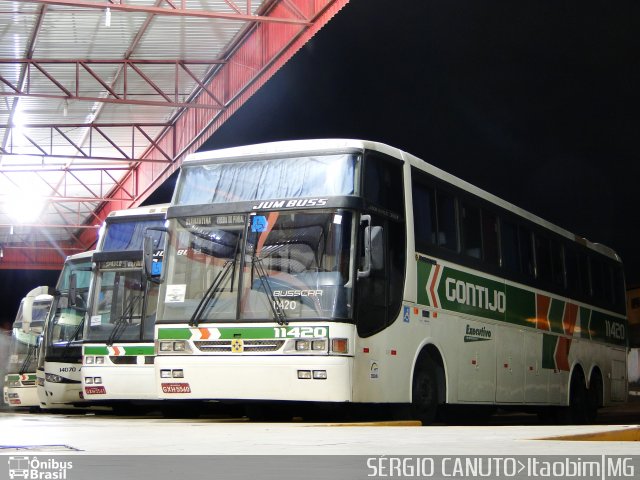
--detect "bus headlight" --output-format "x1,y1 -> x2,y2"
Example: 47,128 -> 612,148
85,356 -> 95,364
95,356 -> 105,364
295,340 -> 311,351
311,340 -> 327,351
45,373 -> 64,383
158,340 -> 189,353
9,381 -> 21,388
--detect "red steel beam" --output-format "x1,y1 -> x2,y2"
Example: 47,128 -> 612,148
77,0 -> 350,250
12,0 -> 312,25
0,224 -> 100,229
0,123 -> 174,163
3,0 -> 349,270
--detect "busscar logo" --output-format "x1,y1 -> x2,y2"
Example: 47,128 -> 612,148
8,456 -> 73,480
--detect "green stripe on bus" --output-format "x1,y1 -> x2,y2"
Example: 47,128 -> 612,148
158,328 -> 191,340
123,346 -> 155,356
504,284 -> 535,328
84,345 -> 155,356
217,327 -> 282,340
84,346 -> 109,355
548,299 -> 565,334
158,326 -> 329,340
416,259 -> 627,346
542,334 -> 558,370
579,307 -> 591,339
5,374 -> 36,381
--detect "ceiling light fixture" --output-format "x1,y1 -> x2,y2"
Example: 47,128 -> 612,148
4,192 -> 45,223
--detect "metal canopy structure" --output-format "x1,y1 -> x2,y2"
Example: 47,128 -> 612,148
0,0 -> 348,270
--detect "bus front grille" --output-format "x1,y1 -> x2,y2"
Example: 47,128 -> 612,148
194,340 -> 285,352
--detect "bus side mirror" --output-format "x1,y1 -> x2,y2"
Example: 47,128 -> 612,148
369,226 -> 384,270
68,273 -> 77,307
143,226 -> 168,283
358,215 -> 384,279
143,235 -> 159,283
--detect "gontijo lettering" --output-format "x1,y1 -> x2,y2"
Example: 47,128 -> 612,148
445,277 -> 506,313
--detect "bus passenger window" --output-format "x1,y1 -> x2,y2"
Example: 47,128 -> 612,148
578,252 -> 592,297
565,247 -> 579,293
590,257 -> 606,302
436,190 -> 458,251
500,220 -> 519,272
519,226 -> 534,277
364,152 -> 403,214
535,235 -> 552,283
551,241 -> 565,286
482,210 -> 500,265
412,182 -> 437,249
461,202 -> 481,259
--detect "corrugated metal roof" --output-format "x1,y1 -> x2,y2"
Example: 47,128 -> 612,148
0,0 -> 269,246
0,0 -> 350,269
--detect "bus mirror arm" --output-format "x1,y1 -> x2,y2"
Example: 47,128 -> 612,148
357,216 -> 384,279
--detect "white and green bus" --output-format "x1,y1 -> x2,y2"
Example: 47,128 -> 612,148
3,287 -> 52,408
82,205 -> 167,404
150,139 -> 628,423
37,251 -> 93,409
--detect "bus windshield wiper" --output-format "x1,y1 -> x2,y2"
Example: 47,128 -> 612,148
107,294 -> 142,346
19,344 -> 36,374
189,259 -> 235,328
252,256 -> 287,326
60,317 -> 85,358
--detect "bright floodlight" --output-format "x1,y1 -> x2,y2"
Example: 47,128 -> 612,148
4,192 -> 45,223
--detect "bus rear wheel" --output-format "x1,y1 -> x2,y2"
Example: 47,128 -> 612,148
411,358 -> 439,425
557,370 -> 589,424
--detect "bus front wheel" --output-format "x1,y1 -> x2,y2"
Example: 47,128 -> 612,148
411,357 -> 439,425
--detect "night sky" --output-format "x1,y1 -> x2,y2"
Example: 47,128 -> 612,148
2,0 -> 638,325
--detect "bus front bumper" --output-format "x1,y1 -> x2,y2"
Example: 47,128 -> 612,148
155,355 -> 353,402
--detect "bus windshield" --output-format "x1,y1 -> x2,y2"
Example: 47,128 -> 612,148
10,296 -> 51,373
8,326 -> 39,375
158,210 -> 354,323
174,153 -> 357,206
85,267 -> 159,342
102,219 -> 165,251
46,259 -> 92,350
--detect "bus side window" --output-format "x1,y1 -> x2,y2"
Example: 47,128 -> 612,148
612,265 -> 626,311
518,226 -> 535,278
535,235 -> 552,283
500,220 -> 519,272
565,246 -> 579,294
481,210 -> 500,266
578,252 -> 592,297
460,201 -> 481,259
550,241 -> 565,287
412,182 -> 437,249
590,256 -> 605,302
436,190 -> 458,251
